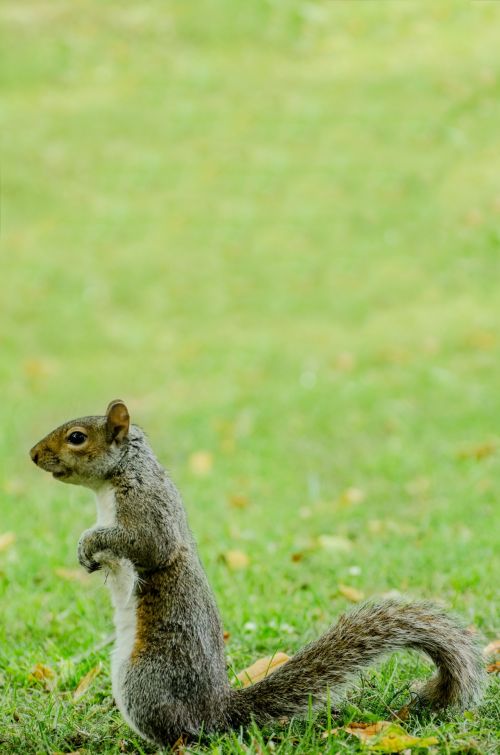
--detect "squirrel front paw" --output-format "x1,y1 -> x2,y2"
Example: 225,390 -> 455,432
78,528 -> 106,573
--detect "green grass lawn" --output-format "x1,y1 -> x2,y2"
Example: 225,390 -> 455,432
1,1 -> 499,752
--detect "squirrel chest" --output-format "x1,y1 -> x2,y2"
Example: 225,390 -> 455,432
95,485 -> 138,730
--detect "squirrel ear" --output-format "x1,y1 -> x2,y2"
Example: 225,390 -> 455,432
106,400 -> 130,444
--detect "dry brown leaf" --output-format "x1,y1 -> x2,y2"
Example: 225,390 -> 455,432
188,450 -> 213,476
323,721 -> 438,751
73,663 -> 102,701
223,550 -> 250,570
223,631 -> 231,642
236,652 -> 290,687
317,535 -> 352,552
291,552 -> 304,563
0,532 -> 16,552
171,735 -> 188,754
28,662 -> 56,691
394,705 -> 410,722
54,568 -> 90,585
487,661 -> 500,674
228,494 -> 250,509
483,639 -> 500,657
338,584 -> 365,603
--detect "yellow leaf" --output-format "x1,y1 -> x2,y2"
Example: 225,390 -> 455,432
465,329 -> 496,351
73,663 -> 102,701
457,441 -> 496,461
28,662 -> 56,690
236,652 -> 290,687
339,487 -> 365,506
483,639 -> 500,657
487,661 -> 500,674
188,450 -> 213,476
0,532 -> 16,552
3,479 -> 25,495
323,721 -> 438,751
223,550 -> 250,570
228,493 -> 250,509
335,352 -> 356,372
338,584 -> 365,603
23,357 -> 58,378
317,535 -> 352,552
54,568 -> 90,585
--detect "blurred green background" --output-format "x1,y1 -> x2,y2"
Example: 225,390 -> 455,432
1,1 -> 499,752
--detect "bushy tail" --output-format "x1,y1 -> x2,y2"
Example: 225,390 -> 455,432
225,600 -> 485,728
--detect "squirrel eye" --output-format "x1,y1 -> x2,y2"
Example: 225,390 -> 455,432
67,431 -> 87,446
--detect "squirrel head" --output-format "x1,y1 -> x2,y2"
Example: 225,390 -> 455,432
30,400 -> 130,488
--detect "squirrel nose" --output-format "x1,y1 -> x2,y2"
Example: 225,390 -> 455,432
30,448 -> 39,465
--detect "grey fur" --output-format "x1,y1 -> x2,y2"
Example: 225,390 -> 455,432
30,414 -> 486,747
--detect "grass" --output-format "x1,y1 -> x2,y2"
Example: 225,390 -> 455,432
1,0 -> 499,752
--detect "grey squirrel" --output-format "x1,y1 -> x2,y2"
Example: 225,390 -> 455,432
30,400 -> 485,747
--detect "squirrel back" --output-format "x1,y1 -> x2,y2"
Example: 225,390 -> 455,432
30,401 -> 486,747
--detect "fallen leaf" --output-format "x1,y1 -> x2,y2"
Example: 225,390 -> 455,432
339,487 -> 365,506
322,728 -> 338,738
487,661 -> 500,674
291,552 -> 304,563
0,532 -> 16,552
247,737 -> 265,755
317,535 -> 352,553
335,352 -> 356,372
405,477 -> 431,497
3,479 -> 25,495
23,357 -> 58,378
228,493 -> 250,509
73,663 -> 102,701
223,631 -> 231,642
368,519 -> 384,534
171,735 -> 188,754
54,568 -> 90,585
323,721 -> 438,751
465,329 -> 496,351
338,584 -> 365,603
222,550 -> 250,570
483,639 -> 500,657
236,652 -> 290,687
188,450 -> 213,476
28,662 -> 56,691
457,442 -> 496,461
394,705 -> 410,722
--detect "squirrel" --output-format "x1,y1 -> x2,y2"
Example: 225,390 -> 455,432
30,400 -> 485,747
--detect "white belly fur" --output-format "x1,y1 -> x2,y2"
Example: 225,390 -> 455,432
94,485 -> 139,732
